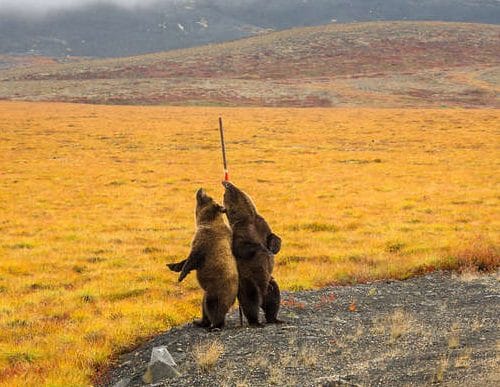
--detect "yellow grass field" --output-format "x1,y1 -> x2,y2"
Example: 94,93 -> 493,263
0,101 -> 498,385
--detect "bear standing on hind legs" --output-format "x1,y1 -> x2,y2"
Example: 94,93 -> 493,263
166,188 -> 238,330
222,181 -> 283,326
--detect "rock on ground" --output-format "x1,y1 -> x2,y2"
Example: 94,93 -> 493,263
101,272 -> 499,386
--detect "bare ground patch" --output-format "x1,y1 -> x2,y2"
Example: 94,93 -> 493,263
100,272 -> 499,386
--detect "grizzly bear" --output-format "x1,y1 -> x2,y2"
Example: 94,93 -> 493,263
167,188 -> 238,330
222,181 -> 282,326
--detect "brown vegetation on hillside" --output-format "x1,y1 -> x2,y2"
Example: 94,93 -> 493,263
1,22 -> 498,107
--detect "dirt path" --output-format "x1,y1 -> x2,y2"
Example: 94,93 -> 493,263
101,272 -> 499,386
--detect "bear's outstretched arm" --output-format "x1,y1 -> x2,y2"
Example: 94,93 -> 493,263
254,215 -> 281,254
166,259 -> 186,272
178,249 -> 205,282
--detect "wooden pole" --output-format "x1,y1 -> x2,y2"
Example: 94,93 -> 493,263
219,116 -> 229,181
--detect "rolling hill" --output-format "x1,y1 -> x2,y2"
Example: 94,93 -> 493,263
1,22 -> 499,108
0,0 -> 499,58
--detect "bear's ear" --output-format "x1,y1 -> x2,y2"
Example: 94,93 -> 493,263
267,233 -> 282,254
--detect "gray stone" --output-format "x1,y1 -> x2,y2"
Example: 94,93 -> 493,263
142,361 -> 180,384
149,346 -> 176,367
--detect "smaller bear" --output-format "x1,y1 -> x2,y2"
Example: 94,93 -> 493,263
167,188 -> 238,330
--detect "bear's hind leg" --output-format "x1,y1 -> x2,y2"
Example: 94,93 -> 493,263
193,294 -> 211,328
204,294 -> 227,330
262,277 -> 284,324
238,280 -> 263,327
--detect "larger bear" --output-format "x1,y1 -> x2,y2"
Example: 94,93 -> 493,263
222,181 -> 282,326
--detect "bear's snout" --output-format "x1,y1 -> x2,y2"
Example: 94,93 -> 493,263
221,180 -> 232,189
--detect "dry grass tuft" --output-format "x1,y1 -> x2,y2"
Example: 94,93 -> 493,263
267,366 -> 285,385
389,310 -> 413,343
471,319 -> 483,332
247,354 -> 269,370
448,236 -> 499,273
448,323 -> 461,349
219,360 -> 236,387
432,356 -> 449,383
192,339 -> 224,373
297,343 -> 321,368
448,334 -> 460,350
454,350 -> 471,369
278,352 -> 295,368
372,309 -> 414,343
457,270 -> 482,282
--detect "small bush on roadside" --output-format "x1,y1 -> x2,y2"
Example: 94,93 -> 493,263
192,339 -> 224,373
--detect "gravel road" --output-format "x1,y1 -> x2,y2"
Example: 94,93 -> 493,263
101,271 -> 499,387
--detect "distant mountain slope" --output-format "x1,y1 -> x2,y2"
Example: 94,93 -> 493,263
0,0 -> 499,58
7,22 -> 500,81
1,22 -> 499,108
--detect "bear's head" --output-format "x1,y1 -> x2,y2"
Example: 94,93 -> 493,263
195,188 -> 225,226
222,181 -> 281,254
221,181 -> 257,226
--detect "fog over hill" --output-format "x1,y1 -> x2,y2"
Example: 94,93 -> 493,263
0,0 -> 499,57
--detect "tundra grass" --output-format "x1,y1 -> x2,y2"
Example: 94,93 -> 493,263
0,102 -> 498,385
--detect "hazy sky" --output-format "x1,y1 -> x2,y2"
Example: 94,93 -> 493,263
0,0 -> 165,13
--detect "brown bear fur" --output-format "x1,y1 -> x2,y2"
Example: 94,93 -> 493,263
222,181 -> 282,326
167,188 -> 238,330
